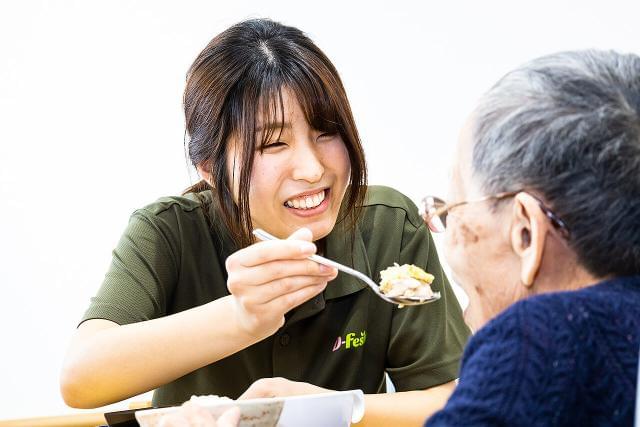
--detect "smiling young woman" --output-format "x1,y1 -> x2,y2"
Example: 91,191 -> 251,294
182,18 -> 367,248
60,19 -> 470,425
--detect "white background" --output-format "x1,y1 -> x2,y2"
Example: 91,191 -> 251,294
1,0 -> 639,420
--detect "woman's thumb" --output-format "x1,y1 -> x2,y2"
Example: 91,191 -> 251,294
286,227 -> 313,242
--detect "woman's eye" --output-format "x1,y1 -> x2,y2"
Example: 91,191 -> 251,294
317,132 -> 337,141
262,141 -> 287,150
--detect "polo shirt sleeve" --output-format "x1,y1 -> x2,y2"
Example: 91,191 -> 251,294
385,221 -> 471,391
80,209 -> 179,325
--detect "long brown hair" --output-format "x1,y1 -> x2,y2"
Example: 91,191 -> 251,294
183,19 -> 367,248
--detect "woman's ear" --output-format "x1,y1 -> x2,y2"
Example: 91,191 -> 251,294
510,192 -> 549,287
196,163 -> 213,186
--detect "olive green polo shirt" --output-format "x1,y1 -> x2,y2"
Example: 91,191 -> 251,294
81,185 -> 470,407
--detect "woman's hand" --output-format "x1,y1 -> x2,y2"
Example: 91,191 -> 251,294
239,377 -> 332,399
225,227 -> 338,339
158,402 -> 240,427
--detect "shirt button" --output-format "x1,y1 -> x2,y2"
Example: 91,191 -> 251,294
279,333 -> 290,346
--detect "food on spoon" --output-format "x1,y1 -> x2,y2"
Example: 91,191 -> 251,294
379,263 -> 435,302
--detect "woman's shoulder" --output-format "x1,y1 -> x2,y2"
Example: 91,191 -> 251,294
135,190 -> 213,218
363,185 -> 417,212
125,191 -> 218,244
361,185 -> 423,229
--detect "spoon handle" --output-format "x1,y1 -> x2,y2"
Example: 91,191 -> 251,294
252,228 -> 440,306
252,229 -> 367,280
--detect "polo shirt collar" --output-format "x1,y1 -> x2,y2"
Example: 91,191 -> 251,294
284,222 -> 369,326
207,193 -> 370,324
323,222 -> 370,300
208,191 -> 370,301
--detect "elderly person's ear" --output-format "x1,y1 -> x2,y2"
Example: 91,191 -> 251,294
510,192 -> 548,287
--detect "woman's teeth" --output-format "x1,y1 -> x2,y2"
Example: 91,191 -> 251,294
285,190 -> 326,209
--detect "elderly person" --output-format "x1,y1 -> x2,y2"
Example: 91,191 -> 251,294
424,50 -> 640,426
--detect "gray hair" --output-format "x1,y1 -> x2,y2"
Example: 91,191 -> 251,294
472,50 -> 640,277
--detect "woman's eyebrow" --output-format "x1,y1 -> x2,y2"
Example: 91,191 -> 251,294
255,122 -> 292,133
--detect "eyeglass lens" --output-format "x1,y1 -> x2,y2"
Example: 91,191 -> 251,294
423,196 -> 447,233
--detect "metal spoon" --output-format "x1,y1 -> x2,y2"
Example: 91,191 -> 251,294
252,229 -> 441,306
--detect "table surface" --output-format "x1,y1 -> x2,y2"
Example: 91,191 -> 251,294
0,400 -> 151,427
0,411 -> 107,427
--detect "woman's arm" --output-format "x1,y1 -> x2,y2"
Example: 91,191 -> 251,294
61,296 -> 254,408
359,382 -> 455,427
61,228 -> 337,408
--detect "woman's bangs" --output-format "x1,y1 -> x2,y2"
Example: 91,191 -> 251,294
257,81 -> 287,149
288,73 -> 342,135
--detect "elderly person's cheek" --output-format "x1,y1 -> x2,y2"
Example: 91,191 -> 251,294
443,217 -> 483,288
444,218 -> 490,330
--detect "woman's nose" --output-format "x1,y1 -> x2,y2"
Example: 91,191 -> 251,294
291,142 -> 324,183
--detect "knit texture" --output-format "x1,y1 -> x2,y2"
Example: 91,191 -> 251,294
426,276 -> 640,426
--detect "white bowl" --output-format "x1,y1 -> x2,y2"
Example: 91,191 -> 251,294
135,389 -> 365,427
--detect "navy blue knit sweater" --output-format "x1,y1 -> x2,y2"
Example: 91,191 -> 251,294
426,276 -> 640,426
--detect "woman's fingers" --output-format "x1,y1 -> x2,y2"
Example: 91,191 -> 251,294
228,258 -> 336,291
216,407 -> 240,427
236,274 -> 333,305
238,378 -> 280,400
285,227 -> 313,242
158,402 -> 217,426
239,377 -> 330,400
269,281 -> 328,313
226,240 -> 316,270
226,227 -> 315,270
225,227 -> 337,338
157,403 -> 240,427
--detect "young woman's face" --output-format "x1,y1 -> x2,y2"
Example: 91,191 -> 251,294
227,88 -> 351,241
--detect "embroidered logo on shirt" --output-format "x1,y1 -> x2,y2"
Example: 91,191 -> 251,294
332,331 -> 367,352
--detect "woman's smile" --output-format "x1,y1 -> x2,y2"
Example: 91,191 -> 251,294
230,87 -> 351,241
283,188 -> 331,217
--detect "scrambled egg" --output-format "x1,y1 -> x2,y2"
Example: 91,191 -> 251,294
379,263 -> 435,303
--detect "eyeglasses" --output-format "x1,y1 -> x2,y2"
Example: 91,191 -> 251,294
421,190 -> 570,239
